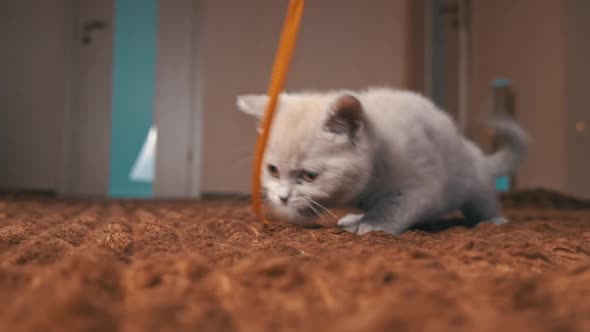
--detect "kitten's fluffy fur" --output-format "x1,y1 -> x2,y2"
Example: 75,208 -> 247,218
237,88 -> 528,235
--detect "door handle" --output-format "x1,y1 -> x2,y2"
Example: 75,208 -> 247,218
81,20 -> 107,45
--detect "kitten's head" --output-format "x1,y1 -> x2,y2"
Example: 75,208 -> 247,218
237,92 -> 374,222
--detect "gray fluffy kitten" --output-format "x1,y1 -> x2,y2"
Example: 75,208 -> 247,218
237,87 -> 528,235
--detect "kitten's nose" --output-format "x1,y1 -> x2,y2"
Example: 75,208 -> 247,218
279,195 -> 289,205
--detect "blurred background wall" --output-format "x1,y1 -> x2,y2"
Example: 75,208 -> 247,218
0,0 -> 589,198
0,1 -> 70,192
469,0 -> 568,192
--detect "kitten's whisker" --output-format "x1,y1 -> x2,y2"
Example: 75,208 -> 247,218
305,201 -> 321,216
304,197 -> 338,220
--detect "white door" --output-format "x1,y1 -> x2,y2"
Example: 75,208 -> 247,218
64,0 -> 114,196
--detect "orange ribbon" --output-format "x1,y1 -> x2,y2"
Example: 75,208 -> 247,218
251,0 -> 305,221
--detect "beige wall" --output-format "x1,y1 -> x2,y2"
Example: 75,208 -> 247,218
469,0 -> 568,192
200,0 -> 413,193
0,0 -> 69,191
565,0 -> 590,198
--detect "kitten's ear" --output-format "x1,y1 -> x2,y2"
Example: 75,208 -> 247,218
324,94 -> 365,140
236,94 -> 268,119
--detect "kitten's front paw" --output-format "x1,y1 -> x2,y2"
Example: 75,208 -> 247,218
490,216 -> 509,225
338,215 -> 402,235
341,221 -> 381,235
356,222 -> 382,235
347,220 -> 404,236
337,214 -> 363,234
337,213 -> 364,227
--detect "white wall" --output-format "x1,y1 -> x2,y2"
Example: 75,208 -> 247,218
0,0 -> 69,191
198,0 -> 413,193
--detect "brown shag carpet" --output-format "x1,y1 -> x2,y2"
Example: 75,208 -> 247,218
0,189 -> 589,332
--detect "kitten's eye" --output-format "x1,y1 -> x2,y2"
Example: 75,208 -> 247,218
301,170 -> 319,182
267,164 -> 279,178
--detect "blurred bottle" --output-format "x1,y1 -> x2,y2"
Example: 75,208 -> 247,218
491,78 -> 516,192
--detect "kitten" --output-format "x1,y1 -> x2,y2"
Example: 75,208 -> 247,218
236,87 -> 528,235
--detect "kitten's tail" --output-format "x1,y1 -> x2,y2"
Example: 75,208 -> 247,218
485,115 -> 529,177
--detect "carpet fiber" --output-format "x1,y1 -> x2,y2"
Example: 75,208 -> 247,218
1,190 -> 589,331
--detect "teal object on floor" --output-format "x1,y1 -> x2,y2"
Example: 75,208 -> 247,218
109,0 -> 158,198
